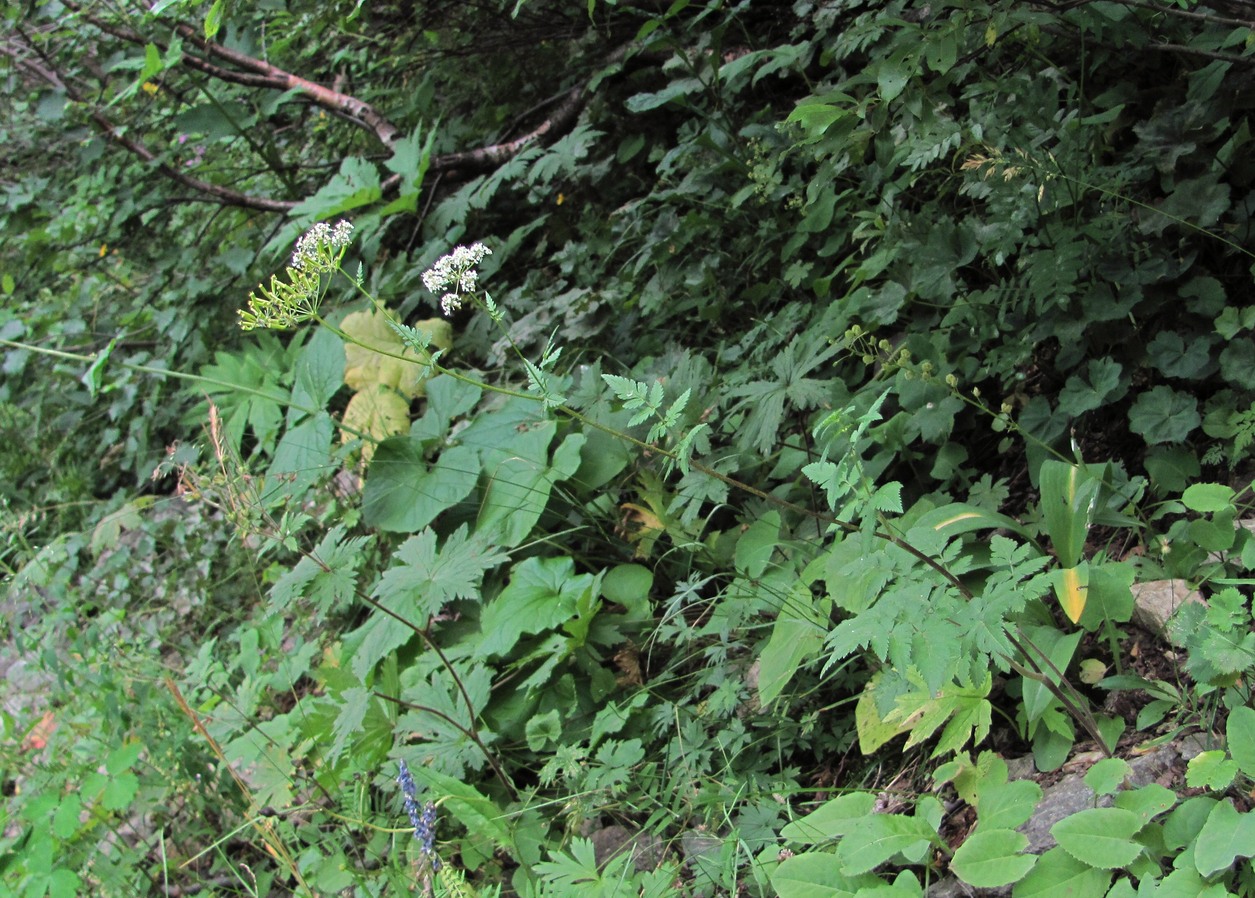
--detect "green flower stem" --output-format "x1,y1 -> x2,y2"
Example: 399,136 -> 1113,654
0,337 -> 376,444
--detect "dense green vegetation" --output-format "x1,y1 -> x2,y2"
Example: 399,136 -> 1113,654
4,0 -> 1255,895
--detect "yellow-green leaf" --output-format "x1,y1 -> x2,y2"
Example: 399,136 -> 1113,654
856,674 -> 911,754
340,383 -> 410,463
341,309 -> 451,399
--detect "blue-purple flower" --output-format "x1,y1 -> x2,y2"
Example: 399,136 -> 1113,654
397,760 -> 440,869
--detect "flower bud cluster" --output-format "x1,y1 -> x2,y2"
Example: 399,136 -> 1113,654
239,220 -> 354,330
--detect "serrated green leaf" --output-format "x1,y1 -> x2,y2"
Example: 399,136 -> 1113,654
292,325 -> 347,410
1050,808 -> 1144,869
1078,562 -> 1136,631
289,155 -> 383,219
771,852 -> 881,898
1085,758 -> 1132,795
951,829 -> 1035,888
351,526 -> 505,678
1194,799 -> 1255,876
1147,331 -> 1213,379
383,123 -> 435,189
329,685 -> 371,762
1128,386 -> 1200,444
834,815 -> 937,875
477,429 -> 585,548
362,439 -> 479,533
1186,750 -> 1239,790
781,793 -> 878,845
476,555 -> 595,659
601,373 -> 646,403
1163,796 -> 1218,851
1158,866 -> 1229,897
47,869 -> 82,898
1059,357 -> 1125,416
976,779 -> 1042,831
1220,338 -> 1255,391
1114,784 -> 1177,824
1012,846 -> 1112,897
105,739 -> 142,776
142,42 -> 162,79
52,794 -> 83,839
856,679 -> 910,755
873,481 -> 903,514
102,771 -> 139,811
268,412 -> 334,495
525,709 -> 561,750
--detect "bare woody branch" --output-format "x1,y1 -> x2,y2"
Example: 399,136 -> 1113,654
64,0 -> 402,148
20,7 -> 634,214
1,34 -> 296,213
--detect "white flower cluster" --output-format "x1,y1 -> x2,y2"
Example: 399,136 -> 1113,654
421,242 -> 491,315
292,220 -> 353,272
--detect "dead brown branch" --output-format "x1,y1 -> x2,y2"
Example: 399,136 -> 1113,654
2,32 -> 296,213
16,6 -> 635,215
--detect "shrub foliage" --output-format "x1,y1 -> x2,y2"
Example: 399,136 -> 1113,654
4,0 -> 1255,896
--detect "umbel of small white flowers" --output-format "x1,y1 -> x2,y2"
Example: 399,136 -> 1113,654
421,243 -> 491,316
292,220 -> 353,272
239,220 -> 354,331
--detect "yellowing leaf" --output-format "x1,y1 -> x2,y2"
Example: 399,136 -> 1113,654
341,309 -> 452,399
1053,564 -> 1089,623
856,674 -> 911,754
340,383 -> 410,463
619,502 -> 665,559
1078,658 -> 1107,684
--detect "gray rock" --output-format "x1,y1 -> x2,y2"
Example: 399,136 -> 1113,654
589,824 -> 668,872
1131,580 -> 1205,639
